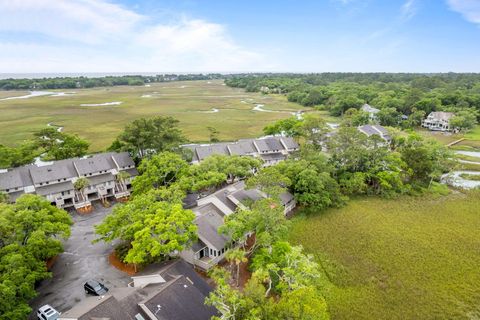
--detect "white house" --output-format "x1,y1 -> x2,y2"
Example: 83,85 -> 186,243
361,104 -> 380,121
422,112 -> 455,132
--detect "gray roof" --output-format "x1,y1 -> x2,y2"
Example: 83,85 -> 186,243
280,192 -> 295,205
36,181 -> 74,196
60,260 -> 217,320
142,276 -> 217,320
74,154 -> 115,175
227,140 -> 257,155
358,125 -> 391,141
125,167 -> 139,176
112,152 -> 135,168
0,170 -> 24,190
195,144 -> 229,161
255,137 -> 283,152
230,189 -> 263,204
29,159 -> 76,184
87,173 -> 114,186
195,204 -> 230,250
280,137 -> 299,150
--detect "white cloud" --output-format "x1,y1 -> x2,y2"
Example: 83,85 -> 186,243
0,0 -> 267,72
447,0 -> 480,25
400,0 -> 418,21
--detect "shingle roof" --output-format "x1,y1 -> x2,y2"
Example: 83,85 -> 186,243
112,152 -> 135,168
29,159 -> 76,184
141,276 -> 218,320
227,140 -> 257,155
280,137 -> 299,150
195,144 -> 230,161
86,173 -> 114,186
0,170 -> 24,190
260,153 -> 286,161
429,111 -> 455,120
74,154 -> 115,175
35,181 -> 74,196
194,205 -> 229,250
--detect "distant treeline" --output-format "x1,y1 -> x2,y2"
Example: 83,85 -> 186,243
0,73 -> 225,90
225,73 -> 480,130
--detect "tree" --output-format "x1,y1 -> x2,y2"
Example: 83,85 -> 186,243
0,142 -> 39,169
0,195 -> 72,319
251,241 -> 320,295
299,115 -> 330,150
34,128 -> 89,161
0,192 -> 8,204
132,152 -> 190,196
115,171 -> 131,192
225,248 -> 247,287
343,108 -> 370,127
207,126 -> 220,142
73,177 -> 90,202
220,198 -> 289,254
397,133 -> 453,187
263,117 -> 303,137
377,107 -> 400,126
246,166 -> 291,198
273,286 -> 329,320
109,116 -> 186,158
449,109 -> 478,132
94,192 -> 197,265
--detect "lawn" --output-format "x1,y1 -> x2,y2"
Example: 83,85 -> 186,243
289,191 -> 480,320
0,80 -> 307,151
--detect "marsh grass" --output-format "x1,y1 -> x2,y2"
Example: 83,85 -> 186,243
289,191 -> 480,320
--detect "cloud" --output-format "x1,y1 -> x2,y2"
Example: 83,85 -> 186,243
0,0 -> 267,72
400,0 -> 418,21
447,0 -> 480,25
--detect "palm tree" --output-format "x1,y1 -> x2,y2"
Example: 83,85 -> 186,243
74,177 -> 90,203
225,248 -> 247,287
116,171 -> 131,192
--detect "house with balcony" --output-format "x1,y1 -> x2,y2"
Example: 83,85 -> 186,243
0,152 -> 137,210
422,112 -> 455,131
180,181 -> 295,271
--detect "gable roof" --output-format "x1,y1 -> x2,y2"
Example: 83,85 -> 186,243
361,104 -> 380,114
428,111 -> 455,120
194,204 -> 230,250
29,159 -> 77,184
59,260 -> 217,320
74,154 -> 115,175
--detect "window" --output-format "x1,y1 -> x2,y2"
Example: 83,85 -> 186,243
46,181 -> 49,185
5,189 -> 9,192
58,179 -> 61,182
39,183 -> 43,186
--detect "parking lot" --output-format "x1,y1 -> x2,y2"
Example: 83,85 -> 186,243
29,203 -> 131,319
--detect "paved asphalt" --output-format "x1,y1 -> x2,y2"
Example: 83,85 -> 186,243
29,203 -> 131,319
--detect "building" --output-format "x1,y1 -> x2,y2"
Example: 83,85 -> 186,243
59,260 -> 218,320
361,103 -> 380,121
180,181 -> 296,271
422,112 -> 455,131
357,124 -> 391,142
183,136 -> 299,166
0,152 -> 137,209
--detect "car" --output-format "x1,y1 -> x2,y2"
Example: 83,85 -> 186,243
84,279 -> 109,296
37,304 -> 60,320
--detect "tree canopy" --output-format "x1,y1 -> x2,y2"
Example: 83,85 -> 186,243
0,195 -> 72,319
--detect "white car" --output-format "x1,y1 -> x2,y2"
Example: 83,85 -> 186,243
37,305 -> 60,320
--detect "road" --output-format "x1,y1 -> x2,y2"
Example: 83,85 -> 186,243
29,203 -> 131,318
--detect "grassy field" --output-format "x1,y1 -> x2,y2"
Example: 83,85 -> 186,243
289,192 -> 480,320
419,126 -> 480,150
0,80 -> 307,151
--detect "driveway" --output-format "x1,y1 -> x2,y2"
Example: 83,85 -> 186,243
29,202 -> 131,318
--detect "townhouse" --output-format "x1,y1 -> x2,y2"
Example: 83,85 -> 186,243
183,136 -> 299,166
180,181 -> 296,271
0,152 -> 137,209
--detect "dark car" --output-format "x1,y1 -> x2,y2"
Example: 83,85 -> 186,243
84,280 -> 109,296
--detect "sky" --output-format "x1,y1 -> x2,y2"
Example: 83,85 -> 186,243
0,0 -> 480,73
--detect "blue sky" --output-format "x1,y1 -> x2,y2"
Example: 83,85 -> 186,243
0,0 -> 479,73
